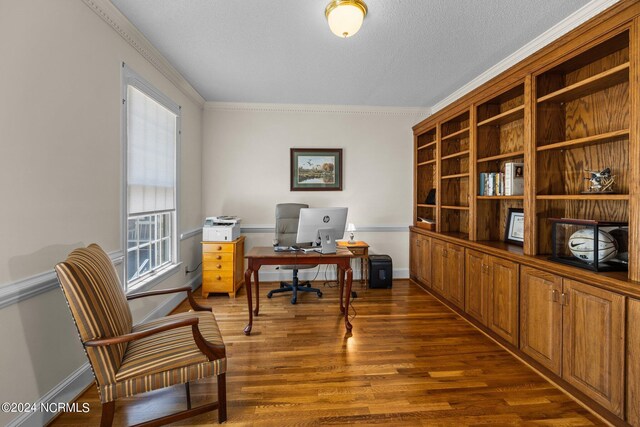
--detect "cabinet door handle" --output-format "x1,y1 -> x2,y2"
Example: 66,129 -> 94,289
551,289 -> 559,302
560,292 -> 569,306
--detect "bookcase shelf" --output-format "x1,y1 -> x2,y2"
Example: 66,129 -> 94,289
477,150 -> 525,163
536,62 -> 629,104
477,105 -> 524,127
536,194 -> 629,200
417,140 -> 437,151
417,159 -> 436,167
441,127 -> 469,141
442,173 -> 469,180
477,195 -> 524,200
536,129 -> 629,152
441,150 -> 469,160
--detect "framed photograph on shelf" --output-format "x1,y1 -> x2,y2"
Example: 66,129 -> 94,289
505,208 -> 524,246
290,148 -> 343,191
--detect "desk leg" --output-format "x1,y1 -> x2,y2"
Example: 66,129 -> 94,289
243,268 -> 253,335
338,266 -> 345,314
360,257 -> 364,284
253,269 -> 260,316
344,267 -> 353,332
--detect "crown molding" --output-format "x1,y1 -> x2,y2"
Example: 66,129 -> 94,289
205,102 -> 431,117
430,0 -> 620,114
82,0 -> 205,108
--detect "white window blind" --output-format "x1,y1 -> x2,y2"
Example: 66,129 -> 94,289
127,86 -> 177,215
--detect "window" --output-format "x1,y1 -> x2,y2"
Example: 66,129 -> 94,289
123,65 -> 180,290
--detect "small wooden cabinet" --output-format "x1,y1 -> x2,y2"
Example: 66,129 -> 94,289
465,249 -> 518,346
202,236 -> 245,298
628,298 -> 640,425
431,239 -> 464,308
520,266 -> 563,375
410,232 -> 431,287
562,279 -> 625,417
519,267 -> 625,417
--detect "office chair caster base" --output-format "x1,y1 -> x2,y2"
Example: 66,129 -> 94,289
317,291 -> 323,297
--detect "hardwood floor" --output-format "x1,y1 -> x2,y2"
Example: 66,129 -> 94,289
51,279 -> 604,426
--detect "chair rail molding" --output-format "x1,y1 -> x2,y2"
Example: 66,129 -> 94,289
81,0 -> 205,107
0,250 -> 124,310
240,224 -> 410,234
430,0 -> 620,114
6,273 -> 202,427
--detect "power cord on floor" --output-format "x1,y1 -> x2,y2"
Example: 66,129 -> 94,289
185,262 -> 202,274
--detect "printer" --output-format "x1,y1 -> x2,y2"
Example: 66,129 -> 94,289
203,216 -> 241,242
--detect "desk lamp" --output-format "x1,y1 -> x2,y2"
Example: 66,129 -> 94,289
347,223 -> 356,244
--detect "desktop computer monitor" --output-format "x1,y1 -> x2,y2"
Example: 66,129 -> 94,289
296,207 -> 348,254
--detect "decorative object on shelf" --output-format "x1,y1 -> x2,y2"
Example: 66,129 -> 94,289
582,167 -> 616,193
325,0 -> 368,38
505,208 -> 524,246
290,148 -> 343,191
347,223 -> 356,243
416,217 -> 435,231
549,218 -> 628,272
425,188 -> 436,205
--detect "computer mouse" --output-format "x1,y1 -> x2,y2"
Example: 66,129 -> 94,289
290,245 -> 300,250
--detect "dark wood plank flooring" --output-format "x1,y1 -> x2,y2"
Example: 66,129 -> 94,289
51,279 -> 604,426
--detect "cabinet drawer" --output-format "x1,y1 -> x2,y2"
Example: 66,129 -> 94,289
203,261 -> 233,272
202,243 -> 234,253
349,248 -> 366,256
203,271 -> 234,284
203,252 -> 234,265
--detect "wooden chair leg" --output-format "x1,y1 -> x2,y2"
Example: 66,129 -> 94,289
185,382 -> 192,410
218,373 -> 227,423
100,401 -> 115,427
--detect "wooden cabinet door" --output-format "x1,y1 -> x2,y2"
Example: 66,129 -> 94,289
487,255 -> 519,346
410,232 -> 419,280
465,249 -> 488,325
445,243 -> 465,309
519,266 -> 562,375
628,298 -> 640,426
562,279 -> 625,417
430,239 -> 446,295
418,236 -> 431,286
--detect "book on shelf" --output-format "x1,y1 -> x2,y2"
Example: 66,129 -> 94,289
479,172 -> 505,196
505,162 -> 524,196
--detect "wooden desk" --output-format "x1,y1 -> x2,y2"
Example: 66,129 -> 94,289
243,247 -> 354,335
337,241 -> 369,284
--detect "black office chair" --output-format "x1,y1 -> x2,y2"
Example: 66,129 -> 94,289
267,203 -> 323,304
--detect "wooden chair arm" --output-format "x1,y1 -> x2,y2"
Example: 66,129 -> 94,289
84,317 -> 198,347
127,286 -> 211,312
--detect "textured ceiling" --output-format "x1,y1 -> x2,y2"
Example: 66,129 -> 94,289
111,0 -> 591,107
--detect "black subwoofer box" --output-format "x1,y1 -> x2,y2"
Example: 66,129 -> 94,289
368,254 -> 392,289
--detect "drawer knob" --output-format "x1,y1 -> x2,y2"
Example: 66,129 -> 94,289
217,246 -> 222,250
216,276 -> 222,280
216,264 -> 222,269
216,255 -> 222,260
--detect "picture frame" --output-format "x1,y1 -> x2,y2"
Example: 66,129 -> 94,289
505,208 -> 524,246
290,148 -> 343,191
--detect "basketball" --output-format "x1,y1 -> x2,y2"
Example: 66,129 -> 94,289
568,229 -> 618,263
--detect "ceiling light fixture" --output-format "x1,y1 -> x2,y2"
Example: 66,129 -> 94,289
325,0 -> 368,38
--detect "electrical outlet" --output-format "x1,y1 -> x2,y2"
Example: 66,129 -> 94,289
184,265 -> 189,275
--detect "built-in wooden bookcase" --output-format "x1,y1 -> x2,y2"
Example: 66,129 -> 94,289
475,83 -> 526,242
534,30 -> 630,255
440,110 -> 470,236
415,127 -> 437,225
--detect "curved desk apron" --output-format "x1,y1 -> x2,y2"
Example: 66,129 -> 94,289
243,247 -> 354,335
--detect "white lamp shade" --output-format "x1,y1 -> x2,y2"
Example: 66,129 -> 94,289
347,223 -> 357,232
327,3 -> 365,38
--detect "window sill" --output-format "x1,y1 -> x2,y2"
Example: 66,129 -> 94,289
126,262 -> 182,295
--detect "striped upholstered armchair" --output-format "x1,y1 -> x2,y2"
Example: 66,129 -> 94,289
55,244 -> 227,426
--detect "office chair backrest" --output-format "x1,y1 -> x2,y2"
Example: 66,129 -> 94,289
275,203 -> 309,247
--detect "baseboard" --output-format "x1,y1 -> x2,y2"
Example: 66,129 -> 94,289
8,273 -> 202,427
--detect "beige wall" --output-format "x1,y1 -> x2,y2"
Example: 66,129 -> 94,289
0,1 -> 203,424
202,104 -> 423,280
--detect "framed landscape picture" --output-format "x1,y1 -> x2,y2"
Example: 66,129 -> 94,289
290,148 -> 343,191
